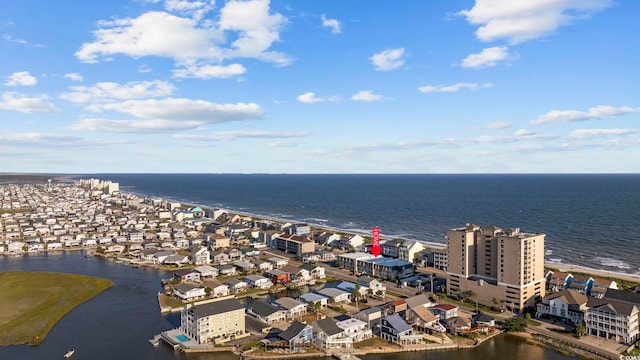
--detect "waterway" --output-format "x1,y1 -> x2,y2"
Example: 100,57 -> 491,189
0,251 -> 572,360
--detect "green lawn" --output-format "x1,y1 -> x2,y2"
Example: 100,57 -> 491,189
0,271 -> 113,346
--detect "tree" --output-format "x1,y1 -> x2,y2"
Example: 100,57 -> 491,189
502,316 -> 527,332
462,290 -> 475,303
574,322 -> 587,338
352,284 -> 362,311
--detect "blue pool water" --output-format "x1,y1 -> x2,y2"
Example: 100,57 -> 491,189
175,334 -> 189,342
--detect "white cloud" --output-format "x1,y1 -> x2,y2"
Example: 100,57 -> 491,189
418,82 -> 492,93
175,130 -> 310,141
218,0 -> 291,65
172,63 -> 246,79
485,121 -> 511,129
5,71 -> 37,86
321,14 -> 342,34
164,0 -> 214,21
297,92 -> 338,104
568,128 -> 637,140
351,90 -> 383,102
60,80 -> 175,103
531,105 -> 640,125
370,48 -> 405,71
461,46 -> 514,69
0,92 -> 60,113
76,1 -> 290,68
270,140 -> 301,147
458,0 -> 613,44
64,73 -> 84,82
2,34 -> 43,47
70,98 -> 265,133
514,129 -> 535,137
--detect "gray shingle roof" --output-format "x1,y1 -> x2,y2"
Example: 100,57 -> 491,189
192,298 -> 244,318
314,318 -> 343,336
278,321 -> 310,342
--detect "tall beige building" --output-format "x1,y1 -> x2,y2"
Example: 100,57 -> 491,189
446,224 -> 545,312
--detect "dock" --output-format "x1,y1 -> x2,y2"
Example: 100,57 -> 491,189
148,334 -> 161,347
332,353 -> 361,360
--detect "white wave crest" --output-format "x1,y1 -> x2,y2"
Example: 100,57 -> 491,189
593,256 -> 631,269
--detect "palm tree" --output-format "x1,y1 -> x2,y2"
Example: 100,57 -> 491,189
352,284 -> 362,311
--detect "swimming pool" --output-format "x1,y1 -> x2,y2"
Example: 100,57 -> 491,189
175,334 -> 189,342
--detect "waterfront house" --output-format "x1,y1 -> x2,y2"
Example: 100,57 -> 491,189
298,292 -> 329,308
244,274 -> 273,289
336,317 -> 372,343
586,296 -> 640,344
265,269 -> 291,284
194,265 -> 219,278
398,240 -> 424,263
379,314 -> 422,344
180,297 -> 246,344
567,274 -> 594,295
173,283 -> 207,302
224,278 -> 248,294
203,279 -> 230,298
277,321 -> 313,352
314,317 -> 350,349
47,242 -> 63,250
300,263 -> 326,279
354,306 -> 382,329
472,312 -> 496,333
316,288 -> 351,304
163,254 -> 190,267
535,289 -> 588,324
429,304 -> 459,321
383,299 -> 407,318
173,268 -> 201,282
313,231 -> 340,246
407,305 -> 444,333
104,243 -> 125,254
247,300 -> 287,325
446,316 -> 473,335
274,297 -> 307,320
589,278 -> 618,298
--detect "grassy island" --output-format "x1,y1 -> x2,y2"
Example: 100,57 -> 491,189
0,271 -> 113,346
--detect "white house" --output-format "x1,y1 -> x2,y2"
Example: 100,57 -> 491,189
336,317 -> 372,343
317,288 -> 352,304
173,283 -> 207,302
244,275 -> 273,289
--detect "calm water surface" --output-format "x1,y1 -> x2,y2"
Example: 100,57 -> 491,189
0,252 -> 572,360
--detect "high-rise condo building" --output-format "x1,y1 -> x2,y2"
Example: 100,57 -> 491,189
446,224 -> 545,312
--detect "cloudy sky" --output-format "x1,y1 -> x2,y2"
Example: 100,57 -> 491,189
1,0 -> 639,173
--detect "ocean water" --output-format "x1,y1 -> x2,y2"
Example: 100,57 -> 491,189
92,174 -> 640,276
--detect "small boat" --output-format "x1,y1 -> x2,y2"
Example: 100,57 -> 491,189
63,349 -> 74,358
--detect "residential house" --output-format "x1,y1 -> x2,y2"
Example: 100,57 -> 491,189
446,316 -> 473,335
336,317 -> 372,343
381,239 -> 403,258
173,283 -> 207,302
585,296 -> 640,344
535,289 -> 588,324
267,257 -> 289,269
163,254 -> 190,267
342,234 -> 364,248
173,268 -> 202,282
234,260 -> 256,274
104,243 -> 125,254
567,274 -> 594,295
589,278 -> 618,298
300,263 -> 326,279
180,297 -> 246,344
194,265 -> 219,278
313,231 -> 340,246
298,292 -> 329,308
226,248 -> 244,262
472,312 -> 496,333
314,318 -> 351,349
358,275 -> 386,298
247,300 -> 287,325
224,278 -> 248,294
203,279 -> 230,298
277,321 -> 313,352
244,275 -> 273,289
379,314 -> 422,344
337,281 -> 368,298
398,240 -> 424,263
404,294 -> 433,311
407,305 -> 445,333
429,304 -> 459,321
251,259 -> 274,272
274,297 -> 307,320
383,299 -> 408,318
206,233 -> 230,250
210,250 -> 230,266
265,269 -> 291,284
354,306 -> 382,329
317,288 -> 351,304
191,246 -> 211,265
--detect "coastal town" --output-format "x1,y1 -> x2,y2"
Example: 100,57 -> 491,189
1,178 -> 640,360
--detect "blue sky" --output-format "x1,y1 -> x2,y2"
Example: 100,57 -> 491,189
1,0 -> 639,173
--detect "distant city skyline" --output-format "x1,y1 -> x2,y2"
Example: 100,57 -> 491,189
1,0 -> 639,173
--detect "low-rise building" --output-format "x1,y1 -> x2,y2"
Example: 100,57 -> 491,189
535,289 -> 588,324
180,297 -> 246,344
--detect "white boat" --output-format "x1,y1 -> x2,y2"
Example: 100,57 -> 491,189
63,349 -> 74,358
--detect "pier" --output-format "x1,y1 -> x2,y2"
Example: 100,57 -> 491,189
332,353 -> 361,360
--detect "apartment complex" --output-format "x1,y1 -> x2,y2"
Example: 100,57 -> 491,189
273,233 -> 315,256
181,297 -> 246,344
337,252 -> 414,280
446,224 -> 545,312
